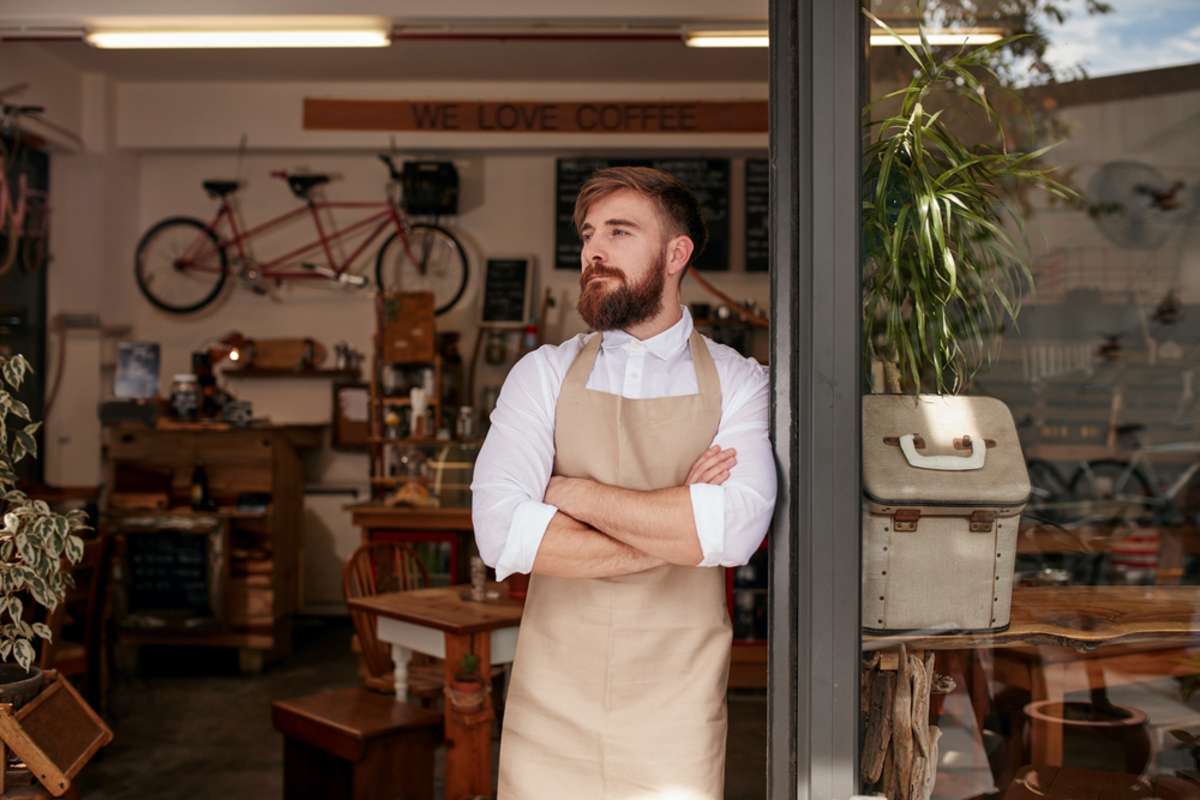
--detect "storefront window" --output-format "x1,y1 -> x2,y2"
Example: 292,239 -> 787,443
862,2 -> 1200,797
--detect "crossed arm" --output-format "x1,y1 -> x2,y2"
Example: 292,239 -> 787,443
531,446 -> 737,578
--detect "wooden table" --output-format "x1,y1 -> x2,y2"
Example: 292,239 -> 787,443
346,582 -> 524,800
861,586 -> 1200,799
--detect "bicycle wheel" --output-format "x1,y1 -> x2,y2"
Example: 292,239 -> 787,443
1068,459 -> 1156,526
135,216 -> 228,314
374,223 -> 469,316
19,193 -> 48,273
1025,458 -> 1073,524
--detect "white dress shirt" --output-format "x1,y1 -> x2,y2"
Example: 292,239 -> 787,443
470,305 -> 776,582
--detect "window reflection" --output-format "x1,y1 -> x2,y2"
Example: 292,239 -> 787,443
864,2 -> 1200,798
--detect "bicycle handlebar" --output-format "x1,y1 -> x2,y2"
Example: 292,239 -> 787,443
378,154 -> 403,182
1,104 -> 44,117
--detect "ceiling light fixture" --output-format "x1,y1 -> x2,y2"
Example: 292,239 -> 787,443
683,26 -> 1005,48
683,30 -> 769,48
84,21 -> 391,49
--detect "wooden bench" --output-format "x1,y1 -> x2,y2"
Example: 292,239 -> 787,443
271,686 -> 442,800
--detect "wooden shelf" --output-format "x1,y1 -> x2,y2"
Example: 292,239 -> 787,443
370,436 -> 483,446
223,368 -> 360,380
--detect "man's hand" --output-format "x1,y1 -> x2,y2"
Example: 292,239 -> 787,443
685,445 -> 738,486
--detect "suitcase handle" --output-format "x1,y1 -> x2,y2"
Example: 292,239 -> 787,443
899,433 -> 986,471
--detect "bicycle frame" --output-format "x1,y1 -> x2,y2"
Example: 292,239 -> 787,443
1129,442 -> 1200,503
182,192 -> 408,280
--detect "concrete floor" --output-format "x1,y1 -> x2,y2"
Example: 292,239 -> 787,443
73,615 -> 768,799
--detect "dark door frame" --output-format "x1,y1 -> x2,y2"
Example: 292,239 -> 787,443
768,1 -> 864,798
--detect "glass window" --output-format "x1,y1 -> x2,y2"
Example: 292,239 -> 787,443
862,2 -> 1200,797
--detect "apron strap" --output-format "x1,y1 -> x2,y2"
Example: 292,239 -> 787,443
688,330 -> 723,406
562,332 -> 602,393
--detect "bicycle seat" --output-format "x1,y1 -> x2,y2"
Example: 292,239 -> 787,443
1115,423 -> 1146,436
202,179 -> 242,198
285,174 -> 331,199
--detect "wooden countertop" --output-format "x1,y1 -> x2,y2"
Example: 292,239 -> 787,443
347,503 -> 472,530
864,585 -> 1200,652
346,583 -> 523,635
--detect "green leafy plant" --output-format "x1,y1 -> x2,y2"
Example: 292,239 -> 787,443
457,652 -> 480,678
863,11 -> 1077,394
0,354 -> 87,672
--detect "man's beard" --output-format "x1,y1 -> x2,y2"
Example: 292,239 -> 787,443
577,251 -> 666,331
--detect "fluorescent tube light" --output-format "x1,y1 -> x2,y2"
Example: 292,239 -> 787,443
684,31 -> 769,48
870,30 -> 1004,46
683,27 -> 1004,48
85,27 -> 390,49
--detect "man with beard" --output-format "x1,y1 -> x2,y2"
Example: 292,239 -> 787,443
471,166 -> 776,799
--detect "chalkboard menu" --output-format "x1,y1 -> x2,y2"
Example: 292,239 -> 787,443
745,157 -> 770,272
124,518 -> 224,619
555,157 -> 730,270
480,257 -> 532,326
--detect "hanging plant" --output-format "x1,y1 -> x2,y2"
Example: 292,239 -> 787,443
862,11 -> 1077,395
0,354 -> 88,672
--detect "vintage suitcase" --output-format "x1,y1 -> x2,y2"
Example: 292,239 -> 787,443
862,394 -> 1030,633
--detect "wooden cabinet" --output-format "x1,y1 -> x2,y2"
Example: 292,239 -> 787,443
102,423 -> 321,673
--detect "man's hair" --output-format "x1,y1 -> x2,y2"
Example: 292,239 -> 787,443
573,166 -> 708,267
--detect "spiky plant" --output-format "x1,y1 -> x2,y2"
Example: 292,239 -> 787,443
863,11 -> 1077,394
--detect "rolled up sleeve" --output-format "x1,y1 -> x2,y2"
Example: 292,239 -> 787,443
691,358 -> 776,567
470,349 -> 560,581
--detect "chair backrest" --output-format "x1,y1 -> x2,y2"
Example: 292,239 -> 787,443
342,542 -> 430,682
37,534 -> 113,670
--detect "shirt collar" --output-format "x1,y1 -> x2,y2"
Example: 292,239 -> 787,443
600,305 -> 693,360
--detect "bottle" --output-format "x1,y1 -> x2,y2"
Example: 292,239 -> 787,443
520,322 -> 538,356
190,464 -> 213,510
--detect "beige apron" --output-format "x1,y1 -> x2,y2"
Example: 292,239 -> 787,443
498,329 -> 731,800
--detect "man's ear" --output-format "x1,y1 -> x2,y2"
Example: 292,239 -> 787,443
665,234 -> 694,279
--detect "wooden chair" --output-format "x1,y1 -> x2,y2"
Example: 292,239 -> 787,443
271,686 -> 442,800
36,535 -> 113,714
342,542 -> 444,704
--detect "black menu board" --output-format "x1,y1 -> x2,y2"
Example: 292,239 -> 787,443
745,157 -> 770,272
126,528 -> 214,616
481,257 -> 532,326
555,157 -> 730,270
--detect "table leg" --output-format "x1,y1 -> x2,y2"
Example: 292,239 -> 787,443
391,643 -> 411,701
443,632 -> 495,800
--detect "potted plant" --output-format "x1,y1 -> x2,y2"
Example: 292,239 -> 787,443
0,353 -> 88,709
862,11 -> 1077,394
446,652 -> 486,713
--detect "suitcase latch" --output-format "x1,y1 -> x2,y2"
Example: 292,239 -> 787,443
969,510 -> 997,533
892,509 -> 921,532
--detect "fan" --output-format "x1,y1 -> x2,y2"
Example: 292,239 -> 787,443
1087,160 -> 1192,250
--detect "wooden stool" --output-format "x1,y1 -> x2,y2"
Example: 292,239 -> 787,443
1003,765 -> 1197,799
271,686 -> 442,800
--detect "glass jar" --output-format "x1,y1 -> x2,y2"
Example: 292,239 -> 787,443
169,373 -> 199,420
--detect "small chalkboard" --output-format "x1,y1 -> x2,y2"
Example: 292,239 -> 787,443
745,157 -> 770,272
122,515 -> 226,621
555,157 -> 730,270
480,257 -> 533,327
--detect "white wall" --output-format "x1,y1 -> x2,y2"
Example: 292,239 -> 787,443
106,79 -> 769,611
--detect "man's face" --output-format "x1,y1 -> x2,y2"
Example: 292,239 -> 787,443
577,189 -> 668,331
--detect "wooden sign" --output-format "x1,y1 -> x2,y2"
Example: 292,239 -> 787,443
304,98 -> 768,134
